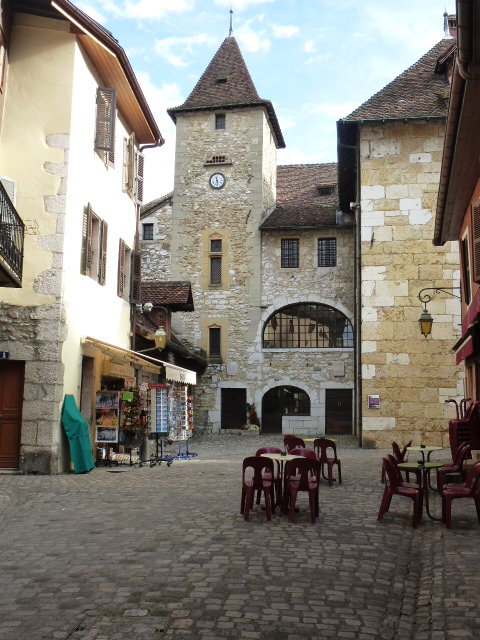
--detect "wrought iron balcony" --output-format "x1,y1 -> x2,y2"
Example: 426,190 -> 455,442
0,181 -> 24,287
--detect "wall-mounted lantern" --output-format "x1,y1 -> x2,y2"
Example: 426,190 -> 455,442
418,287 -> 461,338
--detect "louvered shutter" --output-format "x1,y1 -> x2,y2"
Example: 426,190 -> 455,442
99,220 -> 108,285
122,133 -> 135,194
82,204 -> 93,276
0,176 -> 16,205
135,150 -> 145,204
130,251 -> 141,304
117,238 -> 125,297
473,200 -> 480,284
94,88 -> 116,152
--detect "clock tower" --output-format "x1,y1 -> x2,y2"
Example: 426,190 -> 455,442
167,35 -> 285,430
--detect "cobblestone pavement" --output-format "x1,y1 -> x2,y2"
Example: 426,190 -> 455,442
1,433 -> 480,640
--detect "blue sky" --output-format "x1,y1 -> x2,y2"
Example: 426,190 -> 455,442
78,0 -> 456,203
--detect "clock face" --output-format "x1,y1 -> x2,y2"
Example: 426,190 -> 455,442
210,173 -> 225,189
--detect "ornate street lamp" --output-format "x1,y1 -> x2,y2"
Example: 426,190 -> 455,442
418,287 -> 461,338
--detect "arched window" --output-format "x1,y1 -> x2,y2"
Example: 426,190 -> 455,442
263,303 -> 353,349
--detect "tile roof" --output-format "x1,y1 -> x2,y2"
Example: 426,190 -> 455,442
167,36 -> 285,148
140,192 -> 173,218
343,39 -> 455,122
260,164 -> 340,229
141,282 -> 194,311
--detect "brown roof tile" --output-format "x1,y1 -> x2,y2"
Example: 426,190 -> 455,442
141,281 -> 194,311
260,164 -> 339,229
343,39 -> 455,122
141,192 -> 173,218
167,37 -> 285,148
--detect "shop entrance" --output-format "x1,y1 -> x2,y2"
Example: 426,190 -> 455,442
221,388 -> 246,429
0,360 -> 24,469
325,389 -> 352,435
262,386 -> 311,434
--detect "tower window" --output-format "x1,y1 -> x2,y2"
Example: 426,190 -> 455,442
143,223 -> 153,240
281,239 -> 299,268
209,327 -> 221,358
215,114 -> 226,130
210,238 -> 222,285
318,238 -> 336,267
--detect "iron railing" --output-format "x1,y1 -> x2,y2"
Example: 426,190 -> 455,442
0,180 -> 24,287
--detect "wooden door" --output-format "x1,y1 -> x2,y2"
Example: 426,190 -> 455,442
0,360 -> 24,469
221,388 -> 246,429
325,389 -> 352,435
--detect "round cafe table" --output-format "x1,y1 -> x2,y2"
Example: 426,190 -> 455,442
406,445 -> 443,462
260,453 -> 303,511
398,461 -> 444,521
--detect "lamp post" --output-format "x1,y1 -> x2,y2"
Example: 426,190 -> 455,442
418,287 -> 461,338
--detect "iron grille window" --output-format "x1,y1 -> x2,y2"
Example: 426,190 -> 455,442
211,239 -> 222,253
281,239 -> 299,268
461,236 -> 472,305
143,223 -> 153,240
318,238 -> 336,267
210,257 -> 222,284
215,114 -> 226,130
263,303 -> 353,349
209,327 -> 221,357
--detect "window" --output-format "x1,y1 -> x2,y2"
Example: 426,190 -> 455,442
94,87 -> 116,152
473,199 -> 480,284
143,223 -> 154,240
117,239 -> 131,299
122,133 -> 145,204
281,239 -> 299,268
206,155 -> 228,164
461,234 -> 472,305
215,113 -> 226,130
263,303 -> 353,349
82,204 -> 108,285
209,327 -> 221,358
210,238 -> 222,285
318,238 -> 336,267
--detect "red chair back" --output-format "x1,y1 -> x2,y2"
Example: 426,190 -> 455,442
313,438 -> 338,462
284,436 -> 306,453
392,441 -> 407,463
283,457 -> 320,523
289,446 -> 318,460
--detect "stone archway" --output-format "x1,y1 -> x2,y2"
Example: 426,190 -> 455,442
262,386 -> 310,434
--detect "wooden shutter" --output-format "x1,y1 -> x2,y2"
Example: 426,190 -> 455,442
94,88 -> 116,152
82,204 -> 93,276
135,150 -> 145,204
122,133 -> 135,194
473,200 -> 480,284
130,251 -> 141,304
99,220 -> 108,285
117,238 -> 125,297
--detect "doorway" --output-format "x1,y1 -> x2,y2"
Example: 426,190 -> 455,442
325,389 -> 352,435
262,386 -> 310,434
221,388 -> 246,429
0,360 -> 25,469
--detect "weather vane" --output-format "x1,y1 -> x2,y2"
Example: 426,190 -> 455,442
229,8 -> 233,36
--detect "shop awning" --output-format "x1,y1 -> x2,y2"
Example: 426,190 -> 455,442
453,334 -> 474,365
81,337 -> 196,384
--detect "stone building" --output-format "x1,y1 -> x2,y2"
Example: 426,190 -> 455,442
337,31 -> 464,447
0,0 -> 164,472
141,36 -> 356,436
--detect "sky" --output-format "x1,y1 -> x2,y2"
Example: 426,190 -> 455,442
78,0 -> 456,204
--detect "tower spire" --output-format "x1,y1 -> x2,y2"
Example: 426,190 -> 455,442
443,9 -> 451,39
229,8 -> 233,36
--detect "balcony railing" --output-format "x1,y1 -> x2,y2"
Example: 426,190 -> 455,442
0,180 -> 24,287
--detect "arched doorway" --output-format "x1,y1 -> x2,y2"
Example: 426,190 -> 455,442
262,386 -> 310,434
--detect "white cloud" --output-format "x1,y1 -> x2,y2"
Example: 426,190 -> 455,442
304,40 -> 315,54
236,25 -> 270,53
98,0 -> 194,20
272,24 -> 300,39
215,0 -> 274,10
154,34 -> 214,68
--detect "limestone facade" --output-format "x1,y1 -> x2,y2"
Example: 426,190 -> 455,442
359,121 -> 463,447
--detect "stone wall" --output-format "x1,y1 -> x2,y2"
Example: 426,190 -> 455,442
359,120 -> 463,448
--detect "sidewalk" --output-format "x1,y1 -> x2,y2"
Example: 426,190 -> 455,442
0,433 -> 479,640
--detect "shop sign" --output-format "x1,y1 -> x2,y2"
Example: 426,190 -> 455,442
103,359 -> 135,378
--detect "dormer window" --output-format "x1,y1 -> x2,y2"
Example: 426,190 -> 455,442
216,74 -> 228,84
215,113 -> 226,130
317,184 -> 335,196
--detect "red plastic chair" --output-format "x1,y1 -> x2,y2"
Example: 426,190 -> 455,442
283,458 -> 319,523
390,440 -> 419,484
437,443 -> 470,493
378,457 -> 423,529
387,454 -> 422,495
256,447 -> 282,507
289,446 -> 318,460
441,461 -> 480,529
313,438 -> 342,486
284,436 -> 305,453
240,456 -> 275,521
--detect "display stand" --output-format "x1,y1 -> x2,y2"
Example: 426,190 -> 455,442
144,385 -> 176,466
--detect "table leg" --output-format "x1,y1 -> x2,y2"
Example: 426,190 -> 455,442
423,468 -> 442,521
